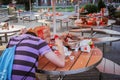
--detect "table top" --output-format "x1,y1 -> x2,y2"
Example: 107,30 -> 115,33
74,19 -> 116,28
69,28 -> 120,36
94,37 -> 120,44
74,36 -> 120,44
37,47 -> 103,75
69,16 -> 77,20
75,23 -> 110,28
38,19 -> 53,24
0,25 -> 25,34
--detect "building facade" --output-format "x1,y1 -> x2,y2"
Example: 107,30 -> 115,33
35,0 -> 120,6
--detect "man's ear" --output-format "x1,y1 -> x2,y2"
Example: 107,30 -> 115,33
27,28 -> 33,32
19,28 -> 28,35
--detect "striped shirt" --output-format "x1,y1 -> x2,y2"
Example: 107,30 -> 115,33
8,34 -> 52,80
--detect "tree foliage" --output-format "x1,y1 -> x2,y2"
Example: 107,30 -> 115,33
1,0 -> 11,4
84,4 -> 98,14
98,0 -> 106,11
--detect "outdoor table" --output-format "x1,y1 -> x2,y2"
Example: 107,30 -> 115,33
69,16 -> 77,20
22,13 -> 40,22
38,19 -> 53,26
69,28 -> 120,54
74,19 -> 116,36
37,17 -> 69,31
44,12 -> 63,19
69,28 -> 120,36
22,14 -> 32,22
74,24 -> 106,36
37,47 -> 103,80
0,25 -> 25,43
44,13 -> 66,23
55,15 -> 70,29
75,19 -> 116,29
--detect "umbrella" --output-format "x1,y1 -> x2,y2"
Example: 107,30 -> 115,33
52,0 -> 57,34
77,0 -> 82,19
29,0 -> 32,14
24,0 -> 32,14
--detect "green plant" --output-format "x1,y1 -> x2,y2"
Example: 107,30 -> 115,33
98,0 -> 106,11
84,4 -> 97,14
114,11 -> 120,18
24,0 -> 35,11
1,0 -> 11,5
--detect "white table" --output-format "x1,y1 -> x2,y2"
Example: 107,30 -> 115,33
0,25 -> 26,43
22,12 -> 46,22
37,47 -> 103,80
38,19 -> 53,26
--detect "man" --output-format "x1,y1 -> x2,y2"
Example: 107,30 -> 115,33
7,27 -> 65,80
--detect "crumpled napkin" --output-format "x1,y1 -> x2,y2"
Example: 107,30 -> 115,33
79,39 -> 92,53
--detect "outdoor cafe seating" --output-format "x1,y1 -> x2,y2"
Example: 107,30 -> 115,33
0,0 -> 120,80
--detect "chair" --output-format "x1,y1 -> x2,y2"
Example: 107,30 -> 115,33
22,16 -> 31,23
62,18 -> 70,30
0,33 -> 16,45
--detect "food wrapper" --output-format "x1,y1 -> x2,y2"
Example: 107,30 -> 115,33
0,22 -> 6,26
79,39 -> 92,53
0,22 -> 9,29
81,45 -> 91,53
64,46 -> 72,56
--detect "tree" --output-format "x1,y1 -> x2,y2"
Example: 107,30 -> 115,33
84,3 -> 98,14
1,0 -> 11,4
24,0 -> 30,11
98,0 -> 106,11
16,0 -> 24,4
23,0 -> 35,11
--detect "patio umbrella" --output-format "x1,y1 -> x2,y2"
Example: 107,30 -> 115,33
51,0 -> 57,34
24,0 -> 32,13
29,0 -> 32,14
77,0 -> 81,19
